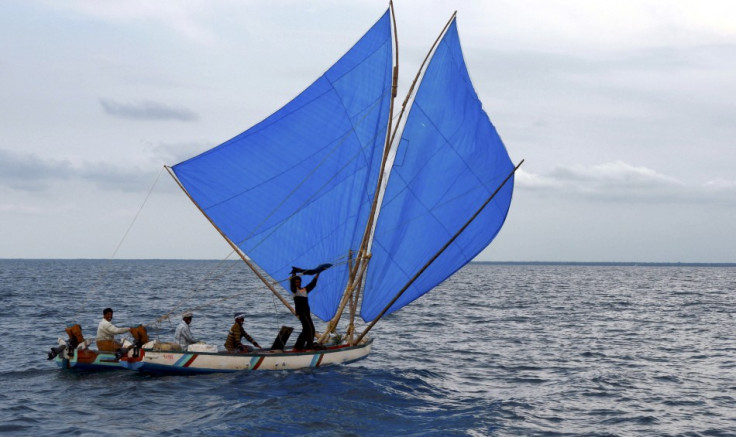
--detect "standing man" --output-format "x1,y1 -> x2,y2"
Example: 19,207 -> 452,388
290,271 -> 322,350
174,311 -> 199,349
96,307 -> 131,352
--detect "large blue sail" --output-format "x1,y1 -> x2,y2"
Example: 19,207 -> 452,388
172,11 -> 393,321
361,19 -> 514,322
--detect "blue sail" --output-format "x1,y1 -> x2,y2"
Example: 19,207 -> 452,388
172,11 -> 393,321
361,19 -> 515,322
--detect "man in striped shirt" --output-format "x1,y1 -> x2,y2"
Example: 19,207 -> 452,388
224,313 -> 261,353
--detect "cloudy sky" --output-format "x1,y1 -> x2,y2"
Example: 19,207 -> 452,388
2,0 -> 734,263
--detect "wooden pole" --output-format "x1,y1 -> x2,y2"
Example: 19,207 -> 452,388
317,252 -> 372,343
355,160 -> 524,343
165,166 -> 295,314
322,7 -> 460,344
349,1 -> 402,277
320,2 -> 402,341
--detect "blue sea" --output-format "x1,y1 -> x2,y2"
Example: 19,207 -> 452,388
1,260 -> 735,436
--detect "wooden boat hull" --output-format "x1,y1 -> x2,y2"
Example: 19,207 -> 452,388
119,339 -> 373,375
54,348 -> 123,371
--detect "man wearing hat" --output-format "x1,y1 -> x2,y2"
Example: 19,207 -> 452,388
174,311 -> 199,349
224,313 -> 261,353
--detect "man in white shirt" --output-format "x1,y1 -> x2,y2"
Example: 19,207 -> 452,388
174,312 -> 199,349
96,307 -> 130,351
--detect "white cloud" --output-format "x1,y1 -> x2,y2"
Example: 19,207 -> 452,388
100,99 -> 199,122
40,0 -> 218,43
3,1 -> 734,262
0,149 -> 153,193
469,0 -> 736,52
518,161 -> 736,205
704,178 -> 736,190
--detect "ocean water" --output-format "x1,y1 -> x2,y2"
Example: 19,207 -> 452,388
1,260 -> 735,436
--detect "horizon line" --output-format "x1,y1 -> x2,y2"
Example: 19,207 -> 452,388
2,259 -> 735,267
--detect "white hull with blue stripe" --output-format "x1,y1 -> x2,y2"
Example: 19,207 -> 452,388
120,339 -> 372,375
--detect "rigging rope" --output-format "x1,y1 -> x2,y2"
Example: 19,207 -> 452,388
71,167 -> 165,325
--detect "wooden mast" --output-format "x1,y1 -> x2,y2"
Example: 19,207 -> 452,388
317,1 -> 401,343
165,165 -> 296,314
318,9 -> 460,344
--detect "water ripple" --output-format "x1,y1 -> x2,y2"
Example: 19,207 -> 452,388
2,261 -> 736,435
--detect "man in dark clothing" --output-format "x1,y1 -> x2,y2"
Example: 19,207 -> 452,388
289,271 -> 321,350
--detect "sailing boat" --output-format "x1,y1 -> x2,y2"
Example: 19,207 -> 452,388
120,5 -> 519,374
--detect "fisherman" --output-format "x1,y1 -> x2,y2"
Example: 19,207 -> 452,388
289,268 -> 326,350
174,311 -> 199,349
224,313 -> 261,353
96,307 -> 131,352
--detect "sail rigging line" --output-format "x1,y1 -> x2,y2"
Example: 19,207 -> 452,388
71,167 -> 165,324
152,253 -> 243,327
355,159 -> 524,343
111,167 -> 165,260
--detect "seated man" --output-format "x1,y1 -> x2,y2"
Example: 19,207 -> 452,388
224,313 -> 261,353
174,311 -> 199,349
96,307 -> 131,352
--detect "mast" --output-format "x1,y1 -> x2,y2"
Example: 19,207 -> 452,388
165,165 -> 296,314
317,1 -> 401,343
355,160 -> 524,343
318,8 -> 460,344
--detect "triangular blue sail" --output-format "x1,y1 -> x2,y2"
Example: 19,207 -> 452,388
172,11 -> 393,321
361,19 -> 514,322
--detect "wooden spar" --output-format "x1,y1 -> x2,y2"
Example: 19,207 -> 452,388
320,7 -> 460,344
164,165 -> 296,315
318,252 -> 371,343
350,0 -> 401,277
355,160 -> 525,343
348,276 -> 364,344
347,250 -> 357,342
319,2 -> 402,342
390,0 -> 399,99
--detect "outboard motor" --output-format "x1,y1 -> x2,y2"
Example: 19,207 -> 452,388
47,343 -> 66,360
48,323 -> 86,360
65,324 -> 85,350
116,324 -> 149,359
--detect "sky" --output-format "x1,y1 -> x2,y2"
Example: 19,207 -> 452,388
1,0 -> 735,263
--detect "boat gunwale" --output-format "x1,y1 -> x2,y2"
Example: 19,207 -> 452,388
137,337 -> 373,358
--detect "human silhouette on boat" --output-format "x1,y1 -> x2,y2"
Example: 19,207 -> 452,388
290,264 -> 331,350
